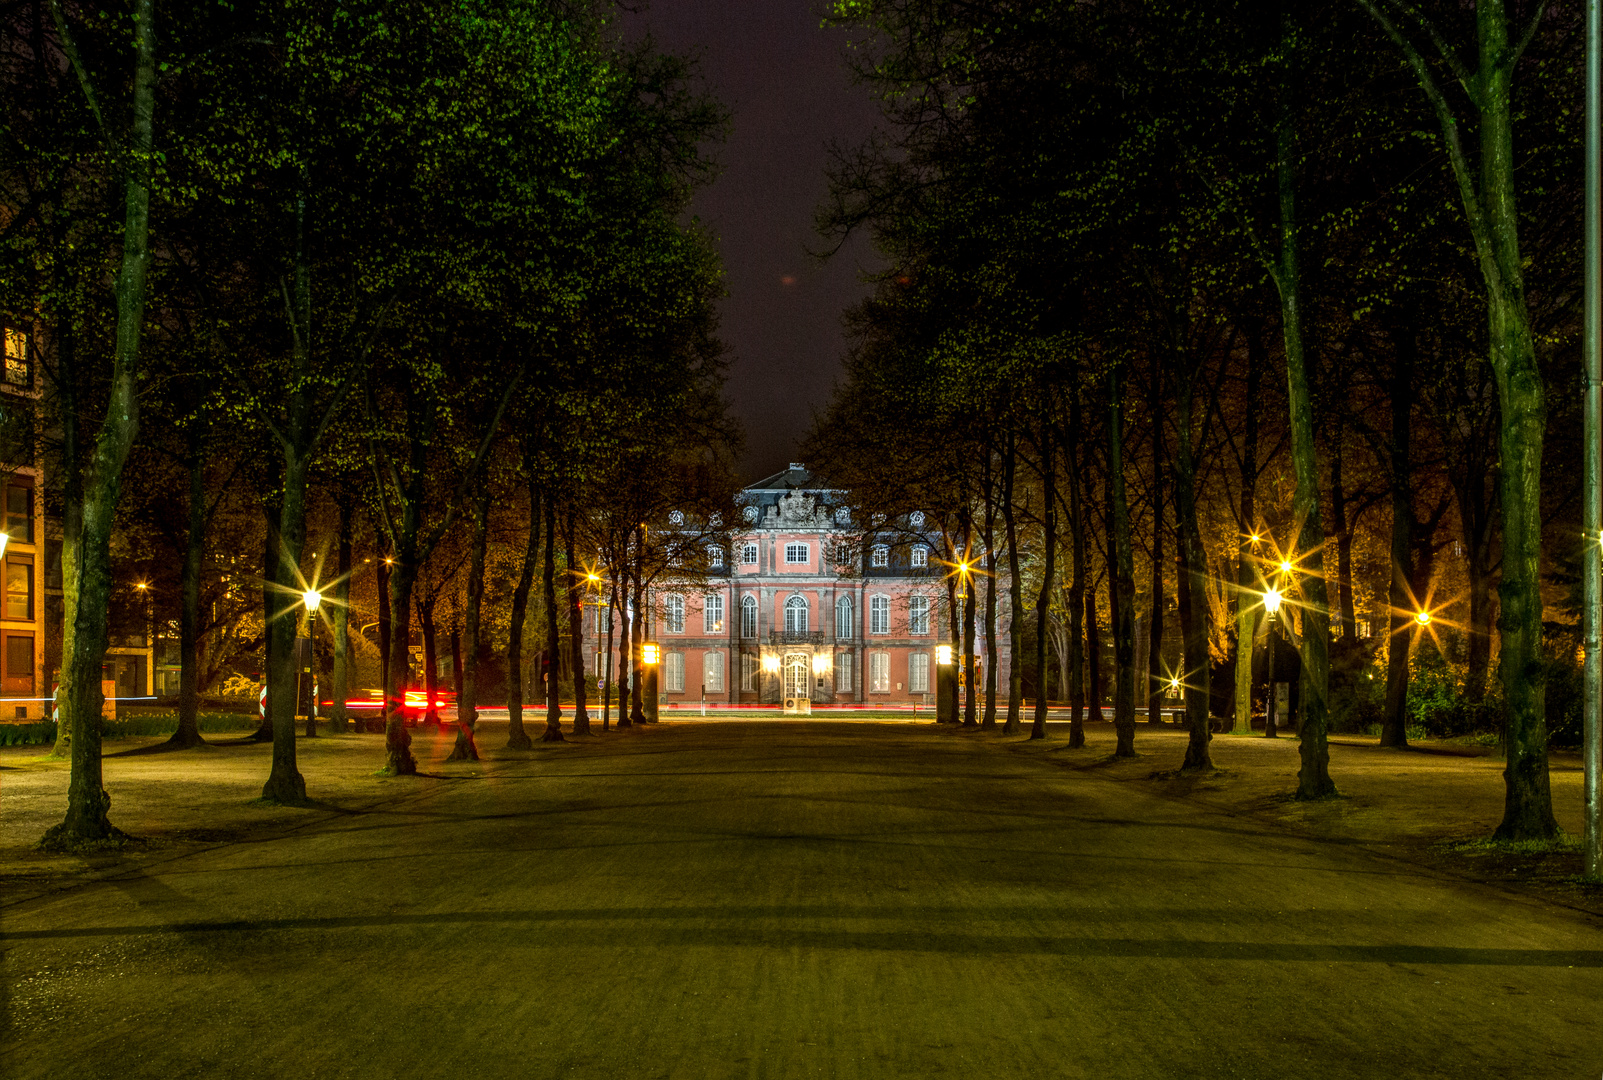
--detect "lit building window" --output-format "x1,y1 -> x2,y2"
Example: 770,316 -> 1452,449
835,653 -> 853,692
666,651 -> 685,692
5,484 -> 32,544
911,545 -> 928,568
741,542 -> 758,565
785,542 -> 809,564
870,652 -> 890,692
704,650 -> 724,692
741,595 -> 757,638
785,595 -> 809,634
871,544 -> 889,568
665,594 -> 685,634
741,653 -> 758,691
5,556 -> 32,620
909,595 -> 929,635
3,328 -> 28,386
704,593 -> 724,634
836,595 -> 853,639
870,595 -> 889,635
909,652 -> 929,692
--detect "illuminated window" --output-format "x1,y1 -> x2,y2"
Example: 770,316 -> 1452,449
741,652 -> 757,691
704,593 -> 724,634
703,650 -> 724,692
870,595 -> 889,635
911,545 -> 928,568
870,652 -> 890,692
741,595 -> 757,638
740,542 -> 758,565
665,594 -> 685,634
835,595 -> 853,639
3,328 -> 27,386
785,542 -> 809,565
666,651 -> 685,692
708,546 -> 724,568
4,484 -> 31,543
835,653 -> 853,692
909,652 -> 929,692
871,544 -> 889,568
784,595 -> 809,634
5,556 -> 31,619
909,595 -> 929,635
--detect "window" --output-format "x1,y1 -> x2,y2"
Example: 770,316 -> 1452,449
4,484 -> 31,544
870,652 -> 890,692
704,650 -> 725,692
4,556 -> 31,620
741,595 -> 757,638
666,651 -> 685,692
740,542 -> 758,565
784,595 -> 809,634
704,593 -> 724,634
871,544 -> 889,568
835,652 -> 853,692
908,595 -> 929,635
708,546 -> 724,568
785,542 -> 809,565
1357,619 -> 1372,639
835,596 -> 853,639
665,594 -> 685,634
909,652 -> 930,693
741,652 -> 758,691
3,328 -> 28,387
870,595 -> 889,635
911,545 -> 928,568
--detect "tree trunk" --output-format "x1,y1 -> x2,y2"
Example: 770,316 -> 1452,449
1108,369 -> 1137,758
1233,323 -> 1264,735
420,596 -> 439,726
618,566 -> 635,729
1031,425 -> 1056,740
1068,395 -> 1087,748
981,463 -> 999,729
961,511 -> 978,727
251,506 -> 277,742
1148,357 -> 1166,727
42,0 -> 156,846
505,476 -> 538,748
1382,322 -> 1416,749
448,484 -> 490,762
630,548 -> 646,725
382,554 -> 419,775
1330,442 -> 1357,638
542,494 -> 564,741
565,507 -> 590,735
1174,361 -> 1212,771
166,437 -> 206,749
376,548 -> 390,717
1273,69 -> 1335,800
1000,433 -> 1024,734
603,574 -> 618,730
328,495 -> 352,733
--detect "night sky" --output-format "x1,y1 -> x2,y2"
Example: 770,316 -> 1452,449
625,1 -> 884,482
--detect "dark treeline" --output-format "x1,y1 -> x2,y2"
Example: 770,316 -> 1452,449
1,0 -> 741,846
806,0 -> 1581,839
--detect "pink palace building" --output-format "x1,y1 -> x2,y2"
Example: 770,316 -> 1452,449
630,465 -> 1010,709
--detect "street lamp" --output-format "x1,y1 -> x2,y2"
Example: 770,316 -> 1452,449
297,588 -> 323,735
935,643 -> 957,723
1414,610 -> 1431,627
641,642 -> 660,722
1263,587 -> 1284,738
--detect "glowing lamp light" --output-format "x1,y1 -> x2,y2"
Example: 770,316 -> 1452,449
936,644 -> 954,666
135,581 -> 149,592
302,589 -> 322,613
761,654 -> 781,674
1169,676 -> 1181,692
1278,560 -> 1293,575
642,642 -> 661,665
1249,534 -> 1261,544
1263,588 -> 1283,615
812,653 -> 829,674
0,531 -> 9,558
1415,610 -> 1431,626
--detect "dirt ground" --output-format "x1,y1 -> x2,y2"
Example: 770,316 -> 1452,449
2,719 -> 1600,1079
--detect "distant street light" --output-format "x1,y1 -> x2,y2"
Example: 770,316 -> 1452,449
1263,588 -> 1283,615
642,642 -> 660,666
1415,610 -> 1431,627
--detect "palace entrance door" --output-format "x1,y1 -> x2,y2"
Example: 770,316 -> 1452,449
784,653 -> 810,700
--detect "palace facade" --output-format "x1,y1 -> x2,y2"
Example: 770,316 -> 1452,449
612,465 -> 1010,708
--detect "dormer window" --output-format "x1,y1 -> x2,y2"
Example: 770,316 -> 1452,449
871,544 -> 889,568
910,545 -> 928,568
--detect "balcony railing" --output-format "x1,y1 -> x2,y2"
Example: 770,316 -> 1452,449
768,630 -> 825,646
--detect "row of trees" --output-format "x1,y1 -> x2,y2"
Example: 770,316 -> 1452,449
2,0 -> 739,846
809,0 -> 1581,839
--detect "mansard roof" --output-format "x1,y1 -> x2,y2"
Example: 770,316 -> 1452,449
745,463 -> 827,492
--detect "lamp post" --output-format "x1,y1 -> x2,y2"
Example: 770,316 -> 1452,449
641,641 -> 660,723
134,581 -> 152,698
935,643 -> 957,724
1263,587 -> 1284,738
301,589 -> 321,736
1584,0 -> 1602,883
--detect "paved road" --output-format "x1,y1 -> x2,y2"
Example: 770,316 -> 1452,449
3,722 -> 1600,1079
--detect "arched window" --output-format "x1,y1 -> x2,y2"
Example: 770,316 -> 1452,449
741,595 -> 757,638
836,595 -> 853,640
908,595 -> 929,635
870,595 -> 890,635
785,595 -> 809,634
665,594 -> 685,634
704,593 -> 725,634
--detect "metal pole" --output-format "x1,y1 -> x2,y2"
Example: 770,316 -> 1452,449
1585,0 -> 1602,881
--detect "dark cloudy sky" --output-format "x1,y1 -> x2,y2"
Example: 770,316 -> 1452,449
625,1 -> 884,482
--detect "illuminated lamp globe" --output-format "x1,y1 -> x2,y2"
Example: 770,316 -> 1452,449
302,589 -> 322,613
935,644 -> 954,666
1415,610 -> 1431,626
642,643 -> 661,666
1263,588 -> 1283,615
